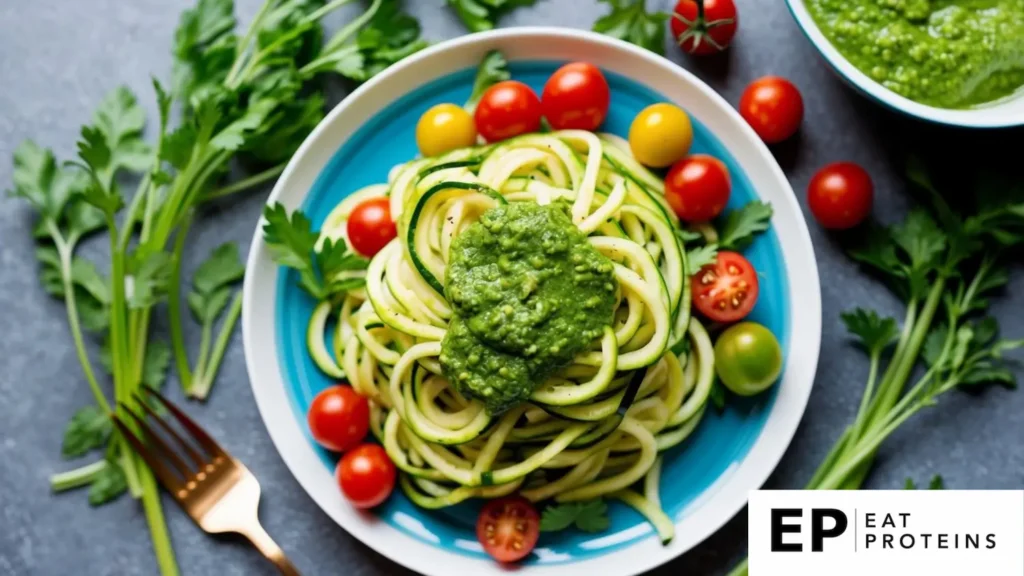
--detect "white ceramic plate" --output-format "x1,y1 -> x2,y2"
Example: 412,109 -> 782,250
242,27 -> 821,576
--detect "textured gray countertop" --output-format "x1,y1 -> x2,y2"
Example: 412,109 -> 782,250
1,1 -> 1022,575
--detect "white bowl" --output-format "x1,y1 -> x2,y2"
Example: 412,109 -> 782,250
785,0 -> 1024,128
242,27 -> 821,576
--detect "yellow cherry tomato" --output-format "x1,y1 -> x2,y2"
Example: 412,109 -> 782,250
416,103 -> 478,157
628,103 -> 694,168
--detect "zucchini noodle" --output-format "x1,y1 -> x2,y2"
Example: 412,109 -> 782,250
304,130 -> 718,542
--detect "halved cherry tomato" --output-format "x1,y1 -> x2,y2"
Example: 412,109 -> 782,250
308,385 -> 370,453
738,76 -> 803,144
671,0 -> 738,55
474,81 -> 542,142
336,444 -> 396,509
692,251 -> 759,323
628,103 -> 693,168
541,62 -> 611,131
476,496 -> 540,563
347,197 -> 396,257
807,162 -> 874,230
665,154 -> 731,222
416,103 -> 478,157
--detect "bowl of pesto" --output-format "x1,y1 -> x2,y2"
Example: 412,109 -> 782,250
787,0 -> 1024,127
242,27 -> 821,576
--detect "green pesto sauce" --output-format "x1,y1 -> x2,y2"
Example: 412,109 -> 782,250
806,0 -> 1024,108
439,202 -> 617,414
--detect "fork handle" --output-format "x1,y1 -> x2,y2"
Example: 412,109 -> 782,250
239,522 -> 300,576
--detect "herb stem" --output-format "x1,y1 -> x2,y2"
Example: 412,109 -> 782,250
205,163 -> 285,201
51,230 -> 111,413
849,351 -> 881,444
193,320 -> 213,391
169,217 -> 193,393
190,291 -> 242,400
50,459 -> 108,492
225,0 -> 274,86
119,174 -> 151,250
138,462 -> 179,576
320,0 -> 379,52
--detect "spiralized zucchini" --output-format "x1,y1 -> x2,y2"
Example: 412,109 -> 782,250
306,130 -> 716,541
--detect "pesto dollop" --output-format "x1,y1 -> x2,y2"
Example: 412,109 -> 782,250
439,202 -> 617,414
806,0 -> 1024,108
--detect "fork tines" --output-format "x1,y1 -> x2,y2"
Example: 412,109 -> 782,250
113,388 -> 228,497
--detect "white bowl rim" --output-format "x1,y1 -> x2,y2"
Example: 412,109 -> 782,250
784,0 -> 1024,128
242,26 -> 822,576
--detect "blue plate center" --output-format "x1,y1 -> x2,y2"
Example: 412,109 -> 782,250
274,61 -> 791,564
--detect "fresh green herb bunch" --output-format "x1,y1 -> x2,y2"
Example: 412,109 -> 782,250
8,1 -> 425,574
727,159 -> 1024,576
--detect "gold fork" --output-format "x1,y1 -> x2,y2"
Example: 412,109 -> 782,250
114,388 -> 300,576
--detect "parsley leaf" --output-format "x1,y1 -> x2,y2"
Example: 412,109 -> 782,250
262,203 -> 368,301
127,251 -> 173,309
539,499 -> 610,533
466,50 -> 510,113
188,243 -> 245,323
447,0 -> 536,32
594,0 -> 669,54
685,244 -> 718,276
717,201 -> 773,251
142,340 -> 173,390
62,406 -> 112,458
88,460 -> 128,506
890,210 -> 946,297
709,379 -> 727,411
91,86 -> 152,178
841,308 -> 898,355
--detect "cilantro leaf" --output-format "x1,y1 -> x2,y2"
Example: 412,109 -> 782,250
717,201 -> 773,251
890,209 -> 946,297
539,499 -> 610,533
88,460 -> 128,506
840,308 -> 897,355
447,0 -> 536,32
91,86 -> 152,176
466,50 -> 510,113
62,406 -> 112,458
685,244 -> 718,276
594,0 -> 669,54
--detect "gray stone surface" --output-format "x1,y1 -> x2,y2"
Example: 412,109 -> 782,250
0,1 -> 1022,575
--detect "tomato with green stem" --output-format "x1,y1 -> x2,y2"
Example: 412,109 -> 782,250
347,197 -> 396,257
476,496 -> 540,563
671,0 -> 738,55
336,444 -> 396,509
308,385 -> 370,452
714,322 -> 782,396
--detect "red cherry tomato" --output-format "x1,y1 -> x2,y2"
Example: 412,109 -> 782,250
347,197 -> 396,257
476,496 -> 540,563
739,76 -> 804,144
808,162 -> 874,230
336,444 -> 396,509
665,154 -> 731,222
692,251 -> 759,323
474,81 -> 542,142
671,0 -> 738,55
307,385 -> 370,453
541,62 -> 611,131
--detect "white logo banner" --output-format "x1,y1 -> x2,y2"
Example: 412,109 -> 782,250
749,490 -> 1024,575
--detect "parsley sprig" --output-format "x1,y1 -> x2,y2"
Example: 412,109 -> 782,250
727,160 -> 1023,576
593,0 -> 670,54
11,0 -> 427,573
539,499 -> 611,533
447,0 -> 537,32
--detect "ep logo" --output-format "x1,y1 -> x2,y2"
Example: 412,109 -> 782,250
771,508 -> 848,552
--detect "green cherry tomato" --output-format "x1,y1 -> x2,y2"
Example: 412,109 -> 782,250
713,322 -> 782,396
